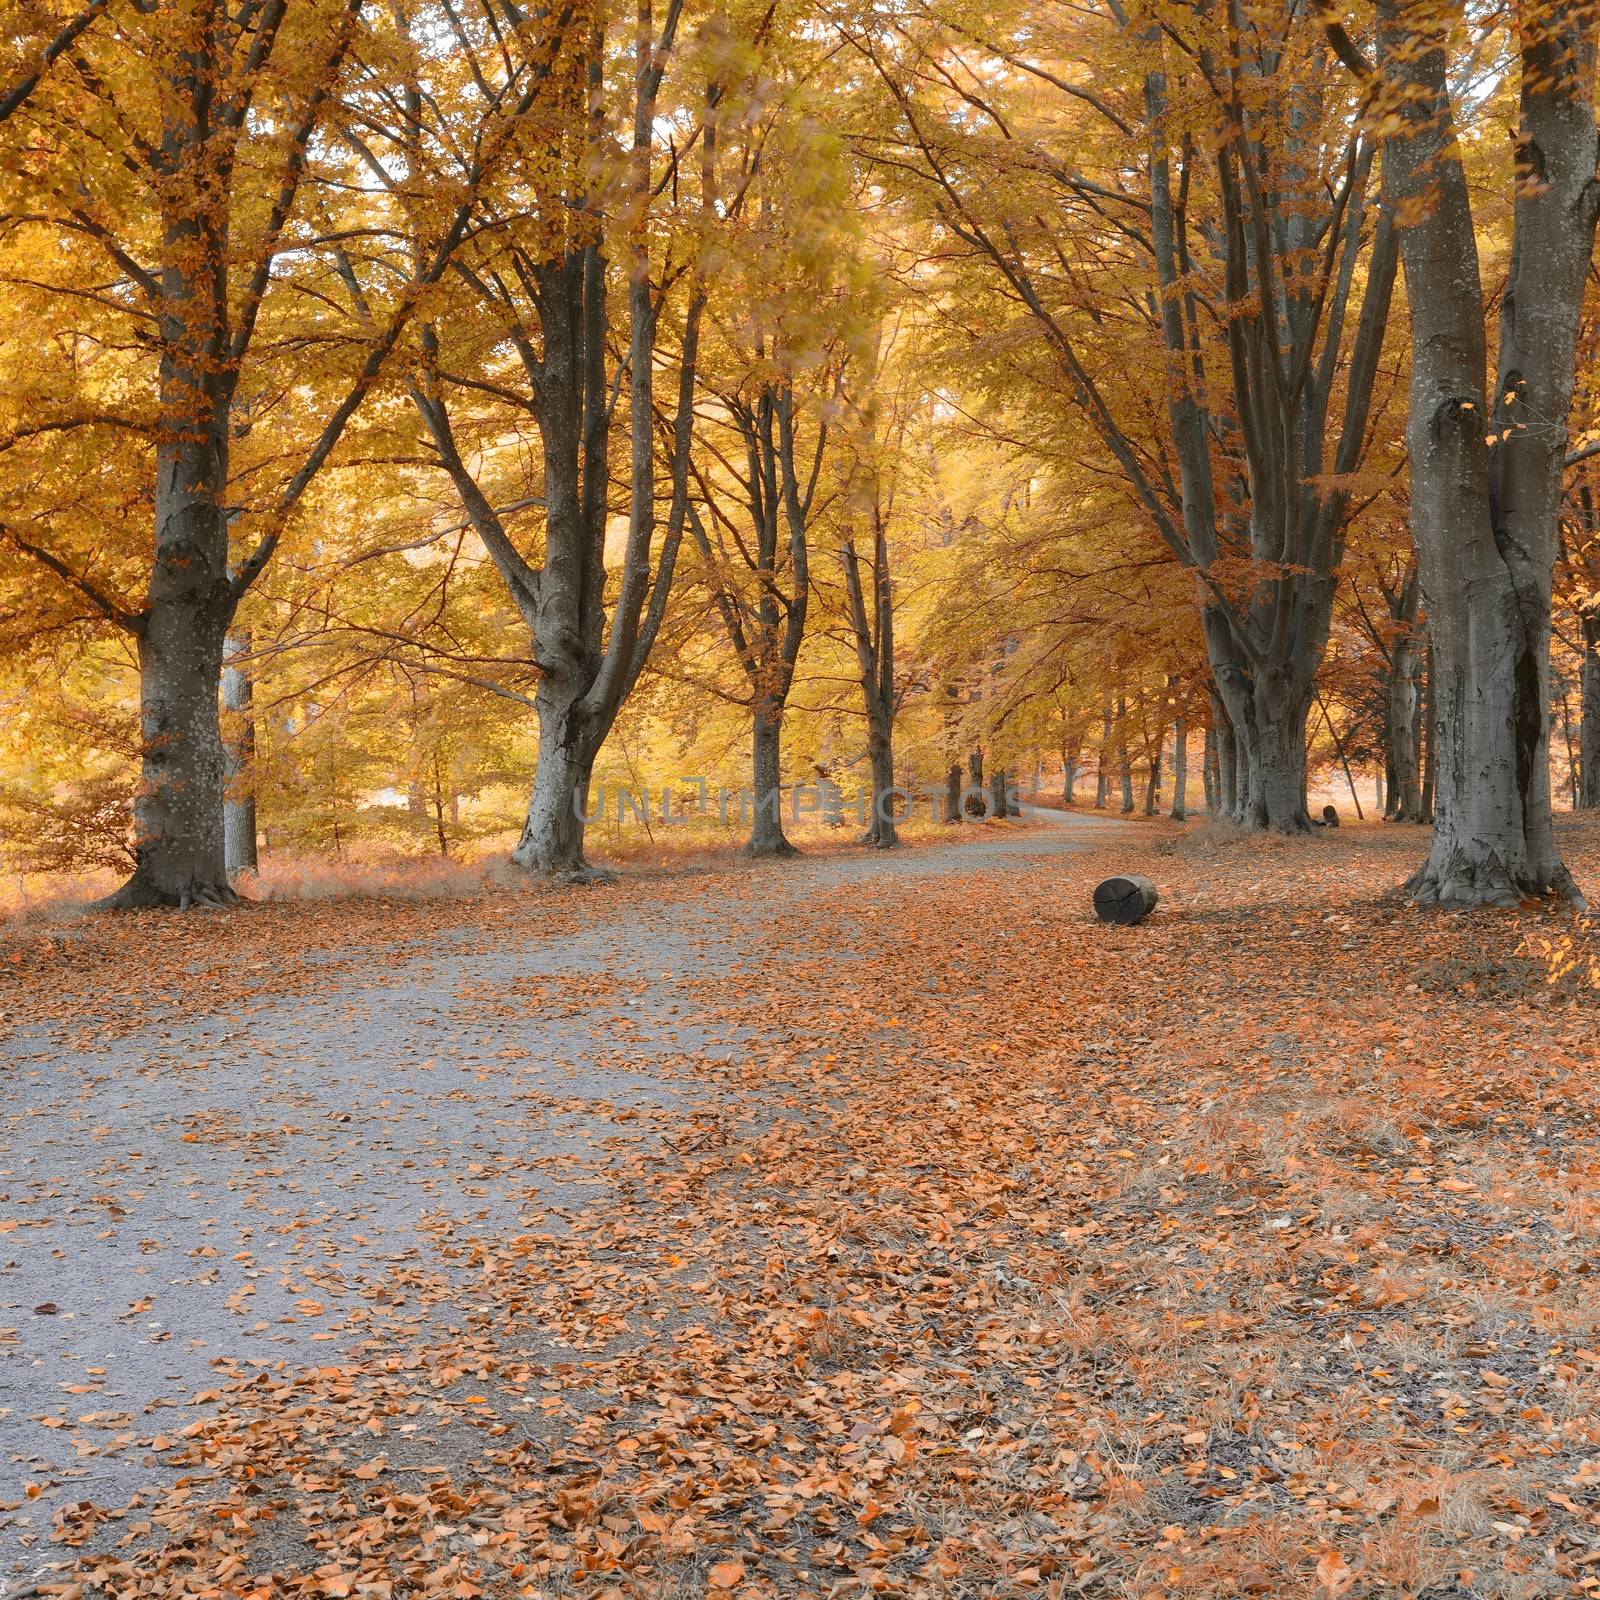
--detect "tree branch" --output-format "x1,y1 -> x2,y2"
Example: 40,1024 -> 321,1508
2,522 -> 145,633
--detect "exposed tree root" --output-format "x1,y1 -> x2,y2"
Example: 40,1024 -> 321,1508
1405,850 -> 1524,910
744,835 -> 801,860
97,875 -> 241,912
1400,845 -> 1591,909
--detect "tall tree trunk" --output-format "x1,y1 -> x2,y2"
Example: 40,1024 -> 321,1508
842,516 -> 898,847
432,750 -> 450,857
688,377 -> 816,859
990,766 -> 1008,820
1581,608 -> 1600,808
109,430 -> 236,908
1559,682 -> 1580,807
1062,742 -> 1080,806
1381,0 -> 1596,903
222,630 -> 258,878
866,731 -> 898,847
747,703 -> 797,856
1385,629 -> 1423,821
944,762 -> 963,822
511,677 -> 598,876
1202,721 -> 1218,814
1243,684 -> 1311,831
1170,717 -> 1188,820
1118,698 -> 1134,813
1216,708 -> 1239,820
1380,697 -> 1395,816
1420,641 -> 1436,824
1143,733 -> 1162,815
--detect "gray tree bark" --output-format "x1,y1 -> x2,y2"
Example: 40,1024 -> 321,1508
748,705 -> 796,856
222,630 -> 258,877
1143,732 -> 1162,816
1368,558 -> 1426,822
1420,642 -> 1437,824
1216,714 -> 1238,820
1385,635 -> 1424,822
112,420 -> 236,906
1093,703 -> 1110,808
1581,609 -> 1600,808
1378,0 -> 1597,903
944,763 -> 963,822
685,374 -> 822,859
842,509 -> 898,848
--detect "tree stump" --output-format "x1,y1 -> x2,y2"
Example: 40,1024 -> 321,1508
1093,874 -> 1158,926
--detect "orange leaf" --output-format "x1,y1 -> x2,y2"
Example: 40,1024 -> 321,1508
1316,1551 -> 1353,1592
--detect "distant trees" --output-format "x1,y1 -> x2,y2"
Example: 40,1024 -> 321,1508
682,102 -> 862,857
847,0 -> 1398,833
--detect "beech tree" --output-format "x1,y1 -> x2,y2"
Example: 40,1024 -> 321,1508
1346,0 -> 1600,902
687,378 -> 830,855
1565,481 -> 1600,807
681,105 -> 861,856
403,0 -> 738,876
845,0 -> 1399,831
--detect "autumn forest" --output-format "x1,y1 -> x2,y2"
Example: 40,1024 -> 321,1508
3,0 -> 1600,1595
1,0 -> 1598,904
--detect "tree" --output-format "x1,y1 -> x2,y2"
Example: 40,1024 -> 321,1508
1359,0 -> 1598,903
841,509 -> 898,846
405,0 -> 729,877
1566,482 -> 1600,807
682,102 -> 861,855
687,378 -> 827,855
1344,539 -> 1426,822
845,0 -> 1399,831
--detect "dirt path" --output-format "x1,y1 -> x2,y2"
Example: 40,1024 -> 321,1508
0,810 -> 1129,1589
7,815 -> 1600,1599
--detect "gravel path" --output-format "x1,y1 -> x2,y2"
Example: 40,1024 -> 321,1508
0,809 -> 1128,1588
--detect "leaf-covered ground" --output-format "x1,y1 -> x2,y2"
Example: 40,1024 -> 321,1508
2,813 -> 1599,1600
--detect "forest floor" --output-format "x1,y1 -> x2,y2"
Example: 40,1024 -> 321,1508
1,810 -> 1599,1600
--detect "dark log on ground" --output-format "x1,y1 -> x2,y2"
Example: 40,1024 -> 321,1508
1093,874 -> 1158,926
